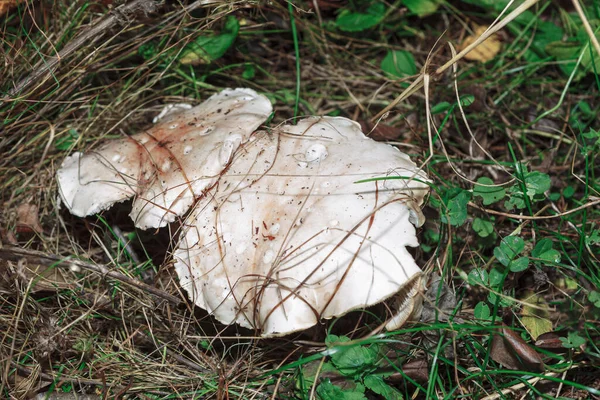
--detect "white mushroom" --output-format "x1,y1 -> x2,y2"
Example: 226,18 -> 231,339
56,88 -> 273,229
56,89 -> 430,337
174,116 -> 429,336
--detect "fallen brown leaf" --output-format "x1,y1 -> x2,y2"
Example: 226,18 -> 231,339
359,120 -> 404,142
490,325 -> 544,371
16,203 -> 44,234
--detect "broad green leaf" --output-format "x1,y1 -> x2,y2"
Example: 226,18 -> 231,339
335,3 -> 385,32
326,335 -> 378,376
180,16 -> 240,65
494,236 -> 525,267
460,94 -> 475,107
588,291 -> 600,308
468,268 -> 488,286
474,302 -> 491,321
521,293 -> 553,340
242,64 -> 256,80
403,0 -> 441,17
488,267 -> 505,287
441,190 -> 471,226
545,41 -> 580,60
560,331 -> 586,349
364,375 -> 403,400
473,218 -> 494,238
317,379 -> 367,400
532,238 -> 561,264
488,292 -> 513,307
431,101 -> 451,115
524,171 -> 551,198
509,256 -> 529,273
473,177 -> 506,205
381,50 -> 417,78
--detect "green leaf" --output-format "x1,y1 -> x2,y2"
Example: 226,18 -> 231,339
473,177 -> 506,205
587,229 -> 600,246
532,238 -> 561,264
560,332 -> 586,349
363,375 -> 403,400
494,236 -> 525,267
326,335 -> 378,376
55,128 -> 79,151
474,301 -> 491,321
180,16 -> 240,65
487,292 -> 513,307
524,171 -> 551,199
441,190 -> 471,226
381,50 -> 417,78
317,379 -> 367,400
335,3 -> 385,32
468,268 -> 488,286
546,41 -> 581,60
460,94 -> 475,107
242,64 -> 256,80
431,101 -> 451,115
509,256 -> 529,273
588,291 -> 600,308
488,267 -> 505,287
473,218 -> 494,238
521,293 -> 553,340
402,0 -> 441,17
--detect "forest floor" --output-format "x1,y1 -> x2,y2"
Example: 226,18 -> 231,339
1,0 -> 599,399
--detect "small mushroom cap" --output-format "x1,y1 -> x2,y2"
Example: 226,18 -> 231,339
56,88 -> 272,228
174,116 -> 430,336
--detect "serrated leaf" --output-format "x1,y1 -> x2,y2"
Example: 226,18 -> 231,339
335,3 -> 385,32
473,218 -> 494,238
180,16 -> 240,65
473,177 -> 506,205
402,0 -> 441,17
363,375 -> 403,400
381,50 -> 417,78
520,293 -> 553,340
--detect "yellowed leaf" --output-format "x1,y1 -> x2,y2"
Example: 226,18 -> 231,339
460,25 -> 502,62
520,292 -> 553,340
0,0 -> 24,17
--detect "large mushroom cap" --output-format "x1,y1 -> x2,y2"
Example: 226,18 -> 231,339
56,88 -> 272,229
174,116 -> 430,336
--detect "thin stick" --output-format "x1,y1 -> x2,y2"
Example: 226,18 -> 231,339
0,246 -> 183,305
468,198 -> 600,220
372,0 -> 541,122
1,0 -> 161,103
571,0 -> 600,60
